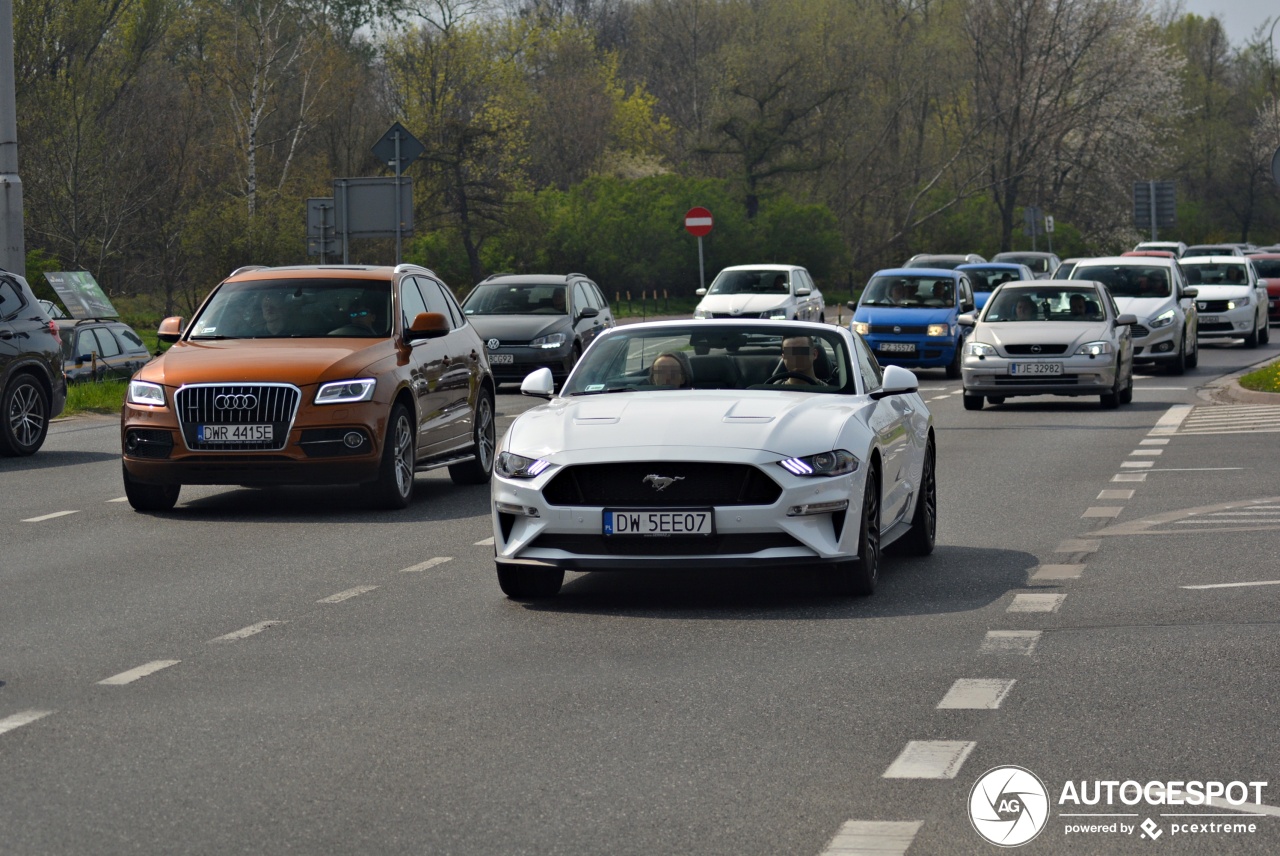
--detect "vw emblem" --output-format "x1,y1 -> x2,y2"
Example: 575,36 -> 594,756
486,338 -> 500,350
1030,344 -> 1042,353
893,325 -> 902,334
643,474 -> 684,492
1197,302 -> 1206,311
214,393 -> 257,409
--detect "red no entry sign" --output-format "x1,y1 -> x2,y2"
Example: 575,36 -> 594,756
684,207 -> 713,237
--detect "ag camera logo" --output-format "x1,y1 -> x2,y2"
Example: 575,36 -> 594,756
969,766 -> 1050,847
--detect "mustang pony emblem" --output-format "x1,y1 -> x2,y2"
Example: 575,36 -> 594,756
643,474 -> 684,492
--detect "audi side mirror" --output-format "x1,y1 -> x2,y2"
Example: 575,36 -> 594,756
157,317 -> 183,343
406,312 -> 449,342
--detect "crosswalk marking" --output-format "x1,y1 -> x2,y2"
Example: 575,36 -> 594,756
1179,405 -> 1280,435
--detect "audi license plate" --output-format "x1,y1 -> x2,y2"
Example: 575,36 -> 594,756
488,353 -> 514,364
603,508 -> 714,536
198,424 -> 273,443
878,342 -> 916,354
1200,315 -> 1219,324
1009,363 -> 1062,375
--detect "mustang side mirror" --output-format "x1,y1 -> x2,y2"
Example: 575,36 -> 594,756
521,367 -> 555,399
157,317 -> 183,343
874,364 -> 919,398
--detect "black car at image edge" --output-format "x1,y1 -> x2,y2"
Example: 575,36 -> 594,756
0,270 -> 67,456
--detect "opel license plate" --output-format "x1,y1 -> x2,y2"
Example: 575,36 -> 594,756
1009,362 -> 1062,375
604,508 -> 714,536
198,424 -> 273,443
489,353 -> 514,364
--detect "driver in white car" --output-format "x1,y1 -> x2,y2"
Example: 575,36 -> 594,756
780,336 -> 822,385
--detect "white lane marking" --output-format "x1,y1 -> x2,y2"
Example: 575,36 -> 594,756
883,740 -> 976,779
98,660 -> 181,685
1129,449 -> 1163,456
1179,428 -> 1280,435
937,678 -> 1016,709
1149,404 -> 1194,435
1112,473 -> 1147,482
1134,386 -> 1187,390
1145,467 -> 1244,472
1140,438 -> 1170,446
1206,798 -> 1280,817
1174,519 -> 1280,524
1244,505 -> 1280,509
1182,580 -> 1280,590
474,536 -> 495,546
929,396 -> 948,402
317,585 -> 379,604
0,710 -> 53,735
1098,490 -> 1134,500
1009,593 -> 1066,613
400,557 -> 454,573
1032,564 -> 1084,580
1055,539 -> 1099,553
22,510 -> 79,523
950,389 -> 964,395
982,630 -> 1042,654
1120,461 -> 1154,468
208,621 -> 286,643
107,497 -> 129,503
1082,506 -> 1122,518
818,820 -> 922,856
1202,511 -> 1280,516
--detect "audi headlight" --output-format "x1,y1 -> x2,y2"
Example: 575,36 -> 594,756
853,322 -> 871,335
1229,296 -> 1250,309
927,324 -> 949,337
496,451 -> 551,479
1074,341 -> 1113,356
315,378 -> 376,404
530,332 -> 567,349
128,380 -> 166,407
965,342 -> 997,356
1149,309 -> 1176,329
693,308 -> 711,319
778,450 -> 859,477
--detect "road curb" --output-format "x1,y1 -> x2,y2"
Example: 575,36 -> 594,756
1197,350 -> 1280,404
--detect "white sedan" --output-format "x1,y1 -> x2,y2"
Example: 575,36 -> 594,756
489,320 -> 936,599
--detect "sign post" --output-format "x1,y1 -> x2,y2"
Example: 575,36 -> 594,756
372,122 -> 425,264
1133,181 -> 1175,240
684,206 -> 713,292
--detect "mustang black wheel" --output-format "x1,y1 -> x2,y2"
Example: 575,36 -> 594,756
1,374 -> 50,457
365,403 -> 415,509
497,565 -> 564,599
836,464 -> 880,596
449,388 -> 495,485
897,443 -> 936,556
122,463 -> 180,512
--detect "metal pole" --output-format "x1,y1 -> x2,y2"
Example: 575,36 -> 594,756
1149,181 -> 1158,242
697,236 -> 705,292
0,0 -> 26,278
393,131 -> 402,265
340,180 -> 350,264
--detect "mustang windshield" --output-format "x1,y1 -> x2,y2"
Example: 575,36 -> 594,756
462,283 -> 567,315
861,275 -> 955,307
1072,265 -> 1172,299
983,286 -> 1106,322
188,279 -> 392,339
562,325 -> 855,395
707,270 -> 790,296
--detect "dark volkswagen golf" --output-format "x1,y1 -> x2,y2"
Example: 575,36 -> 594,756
460,274 -> 613,386
1,270 -> 66,456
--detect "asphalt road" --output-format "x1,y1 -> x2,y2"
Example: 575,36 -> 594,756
2,336 -> 1279,855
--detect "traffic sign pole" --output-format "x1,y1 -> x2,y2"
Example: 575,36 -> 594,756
697,236 -> 705,292
684,207 -> 714,293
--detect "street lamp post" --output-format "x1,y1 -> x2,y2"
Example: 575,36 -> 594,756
0,0 -> 25,278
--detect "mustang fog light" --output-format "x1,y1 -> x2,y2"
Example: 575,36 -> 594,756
787,499 -> 850,517
495,501 -> 540,518
779,450 -> 859,477
496,451 -> 551,478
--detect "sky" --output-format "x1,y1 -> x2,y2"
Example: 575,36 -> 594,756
1178,0 -> 1276,49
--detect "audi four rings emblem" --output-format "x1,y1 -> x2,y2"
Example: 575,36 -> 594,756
214,394 -> 258,409
486,338 -> 500,350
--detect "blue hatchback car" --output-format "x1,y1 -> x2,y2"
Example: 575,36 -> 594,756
849,268 -> 976,378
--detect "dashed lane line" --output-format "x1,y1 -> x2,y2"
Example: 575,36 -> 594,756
22,510 -> 79,523
98,660 -> 181,686
1098,490 -> 1134,500
474,536 -> 495,546
107,497 -> 129,503
817,821 -> 922,856
1009,593 -> 1066,613
1112,473 -> 1147,482
317,585 -> 379,604
1182,580 -> 1280,590
936,679 -> 1016,709
400,557 -> 453,573
1120,461 -> 1154,469
981,631 -> 1042,654
1139,438 -> 1169,445
1149,404 -> 1194,435
1031,564 -> 1084,581
883,741 -> 976,779
1129,449 -> 1163,456
0,710 -> 53,735
208,621 -> 286,643
1055,539 -> 1099,553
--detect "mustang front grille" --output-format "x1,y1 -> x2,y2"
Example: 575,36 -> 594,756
175,383 -> 301,451
542,462 -> 782,507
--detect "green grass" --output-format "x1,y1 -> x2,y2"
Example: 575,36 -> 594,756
1238,360 -> 1280,393
64,379 -> 127,416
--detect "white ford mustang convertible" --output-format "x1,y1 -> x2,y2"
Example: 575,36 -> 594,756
490,320 -> 936,599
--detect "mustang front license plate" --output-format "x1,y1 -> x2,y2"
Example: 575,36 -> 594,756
1009,362 -> 1063,375
603,508 -> 715,536
198,424 -> 273,442
488,353 -> 514,364
878,342 -> 916,353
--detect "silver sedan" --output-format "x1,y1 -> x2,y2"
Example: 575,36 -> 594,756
958,280 -> 1136,410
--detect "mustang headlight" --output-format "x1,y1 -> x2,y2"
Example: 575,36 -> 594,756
530,332 -> 567,349
853,322 -> 871,335
315,378 -> 376,404
1228,296 -> 1250,309
964,342 -> 997,356
1074,341 -> 1114,356
496,451 -> 551,479
778,450 -> 859,477
128,380 -> 166,406
693,308 -> 712,319
927,324 -> 949,337
1149,308 -> 1176,329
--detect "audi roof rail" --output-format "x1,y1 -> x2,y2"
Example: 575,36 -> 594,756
229,265 -> 269,277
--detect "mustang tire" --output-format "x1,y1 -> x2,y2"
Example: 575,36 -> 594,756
122,463 -> 181,512
365,403 -> 415,509
449,389 -> 495,485
897,442 -> 936,556
496,565 -> 564,600
1,374 -> 50,457
837,464 -> 881,596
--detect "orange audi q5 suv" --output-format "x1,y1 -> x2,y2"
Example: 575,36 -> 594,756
121,264 -> 496,511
